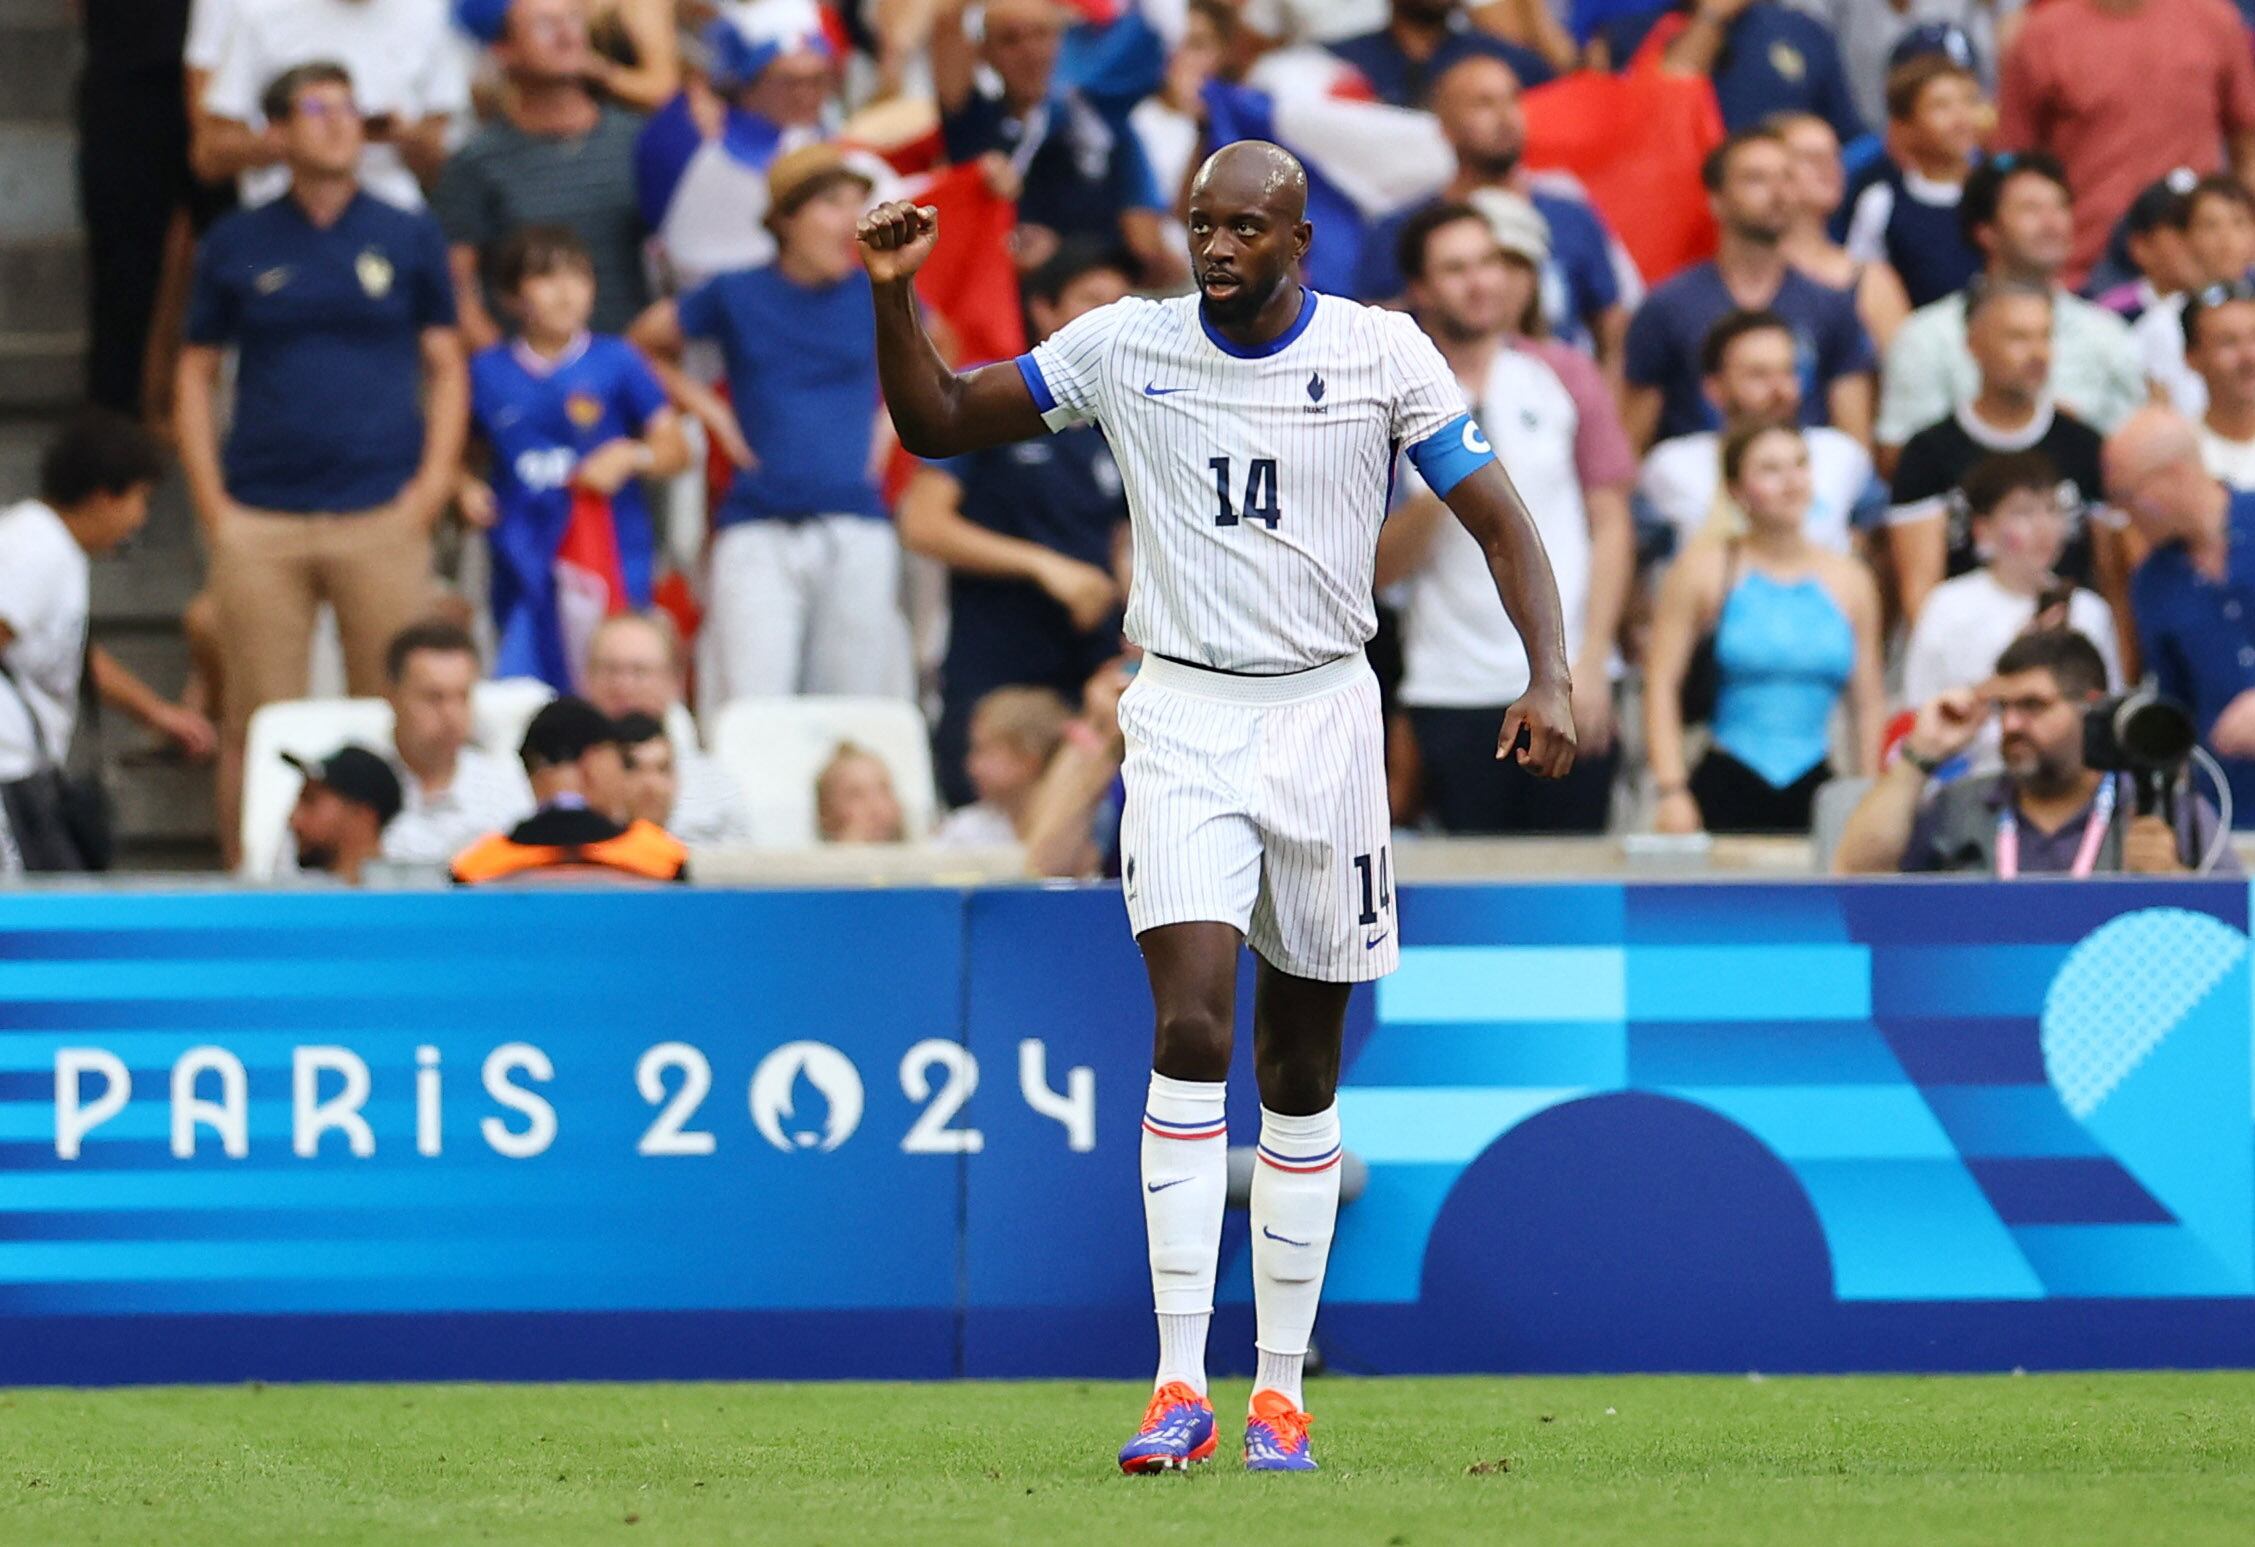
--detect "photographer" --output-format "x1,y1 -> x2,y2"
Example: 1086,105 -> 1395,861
1835,631 -> 2235,876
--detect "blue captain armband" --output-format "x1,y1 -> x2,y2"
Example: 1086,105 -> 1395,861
1404,413 -> 1498,497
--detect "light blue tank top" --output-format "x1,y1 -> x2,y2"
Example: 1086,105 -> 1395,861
1709,569 -> 1855,789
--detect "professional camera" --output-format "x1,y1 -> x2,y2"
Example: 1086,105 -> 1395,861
2083,690 -> 2197,775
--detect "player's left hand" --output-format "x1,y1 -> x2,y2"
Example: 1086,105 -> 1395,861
1498,678 -> 1577,778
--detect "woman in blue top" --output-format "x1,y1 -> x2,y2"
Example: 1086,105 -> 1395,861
1646,422 -> 1885,834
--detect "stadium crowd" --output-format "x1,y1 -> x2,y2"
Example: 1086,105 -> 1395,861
10,0 -> 2255,881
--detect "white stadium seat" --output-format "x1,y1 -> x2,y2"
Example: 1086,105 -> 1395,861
712,696 -> 937,850
240,698 -> 395,880
470,677 -> 556,759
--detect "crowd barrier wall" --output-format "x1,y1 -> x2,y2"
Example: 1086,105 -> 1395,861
1,880 -> 2249,1384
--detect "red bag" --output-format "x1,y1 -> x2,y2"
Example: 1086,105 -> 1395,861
1521,18 -> 1725,286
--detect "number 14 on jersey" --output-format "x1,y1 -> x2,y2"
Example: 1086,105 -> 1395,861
1209,455 -> 1280,529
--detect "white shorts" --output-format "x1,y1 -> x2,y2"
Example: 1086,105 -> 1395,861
1117,651 -> 1398,983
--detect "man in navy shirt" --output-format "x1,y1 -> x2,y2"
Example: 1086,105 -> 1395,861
1353,55 -> 1634,376
1623,126 -> 1874,447
176,61 -> 466,853
1603,1 -> 1861,141
2109,405 -> 2255,825
897,244 -> 1133,806
630,143 -> 912,707
1330,0 -> 1552,109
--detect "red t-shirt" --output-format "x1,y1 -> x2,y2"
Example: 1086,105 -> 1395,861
1996,0 -> 2255,286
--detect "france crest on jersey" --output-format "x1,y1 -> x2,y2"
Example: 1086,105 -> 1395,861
1014,288 -> 1495,673
469,334 -> 669,690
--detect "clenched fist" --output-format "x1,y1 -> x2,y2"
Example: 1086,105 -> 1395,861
857,200 -> 941,283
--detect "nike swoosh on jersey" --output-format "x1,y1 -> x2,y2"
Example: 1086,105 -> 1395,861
1143,383 -> 1191,396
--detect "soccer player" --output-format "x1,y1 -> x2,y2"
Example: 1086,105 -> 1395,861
462,226 -> 689,692
860,140 -> 1577,1474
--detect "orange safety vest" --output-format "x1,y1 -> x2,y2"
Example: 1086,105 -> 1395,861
449,819 -> 689,885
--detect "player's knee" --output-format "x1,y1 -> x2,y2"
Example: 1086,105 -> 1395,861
1255,1053 -> 1336,1116
1152,1004 -> 1231,1082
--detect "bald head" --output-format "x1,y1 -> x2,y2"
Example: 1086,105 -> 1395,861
2105,405 -> 2222,542
1194,141 -> 1308,222
1187,140 -> 1313,329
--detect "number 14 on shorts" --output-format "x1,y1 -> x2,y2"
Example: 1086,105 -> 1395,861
1354,847 -> 1392,947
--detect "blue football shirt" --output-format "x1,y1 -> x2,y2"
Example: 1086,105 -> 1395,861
1624,262 -> 1874,441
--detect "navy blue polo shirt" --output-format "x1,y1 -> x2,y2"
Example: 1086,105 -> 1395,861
2132,489 -> 2255,826
1328,24 -> 1552,108
1599,3 -> 1862,140
676,264 -> 884,525
1625,261 -> 1873,441
934,426 -> 1126,696
186,193 -> 455,513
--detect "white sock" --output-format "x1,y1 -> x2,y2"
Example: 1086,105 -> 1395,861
1142,1071 -> 1227,1397
1250,1103 -> 1341,1411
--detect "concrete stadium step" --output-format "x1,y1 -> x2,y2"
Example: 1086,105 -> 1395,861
0,21 -> 77,126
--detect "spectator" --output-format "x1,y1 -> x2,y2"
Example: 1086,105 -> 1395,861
1769,110 -> 1912,350
1354,55 -> 1637,376
2190,281 -> 2255,487
632,145 -> 912,709
1840,51 -> 1985,311
1632,0 -> 1862,140
815,742 -> 907,844
376,622 -> 535,865
193,0 -> 469,211
434,0 -> 653,350
1885,280 -> 2115,622
1646,422 -> 1884,834
1876,154 -> 2145,459
1784,8 -> 2003,141
1130,0 -> 1235,224
2134,176 -> 2255,417
2107,405 -> 2255,825
899,243 -> 1131,808
1021,656 -> 1133,878
461,227 -> 690,692
1378,198 -> 1636,833
637,3 -> 843,287
933,0 -> 1172,281
1835,629 -> 2230,875
454,0 -> 680,111
1900,453 -> 2123,730
282,745 -> 402,884
580,613 -> 754,846
1328,1 -> 1553,110
2094,172 -> 2200,325
450,696 -> 689,881
936,686 -> 1073,846
612,709 -> 676,830
1639,309 -> 1878,558
1995,0 -> 2255,291
176,63 -> 467,856
1623,128 -> 1875,449
1,414 -> 207,875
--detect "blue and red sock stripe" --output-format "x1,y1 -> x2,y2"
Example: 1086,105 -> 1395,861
1256,1141 -> 1342,1173
1143,1111 -> 1228,1141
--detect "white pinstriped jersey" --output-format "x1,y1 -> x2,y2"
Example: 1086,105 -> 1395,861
1019,288 -> 1480,673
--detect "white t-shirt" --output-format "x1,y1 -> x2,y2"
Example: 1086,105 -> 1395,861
203,0 -> 470,211
186,0 -> 238,72
1638,426 -> 1872,557
2133,293 -> 2205,417
1397,346 -> 1588,707
380,744 -> 534,865
2202,424 -> 2255,489
1901,570 -> 2122,744
1022,291 -> 1472,673
0,500 -> 91,783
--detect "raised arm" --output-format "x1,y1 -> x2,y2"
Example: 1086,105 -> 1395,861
857,200 -> 1050,458
1440,460 -> 1577,776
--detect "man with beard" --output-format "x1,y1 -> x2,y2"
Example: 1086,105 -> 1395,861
282,745 -> 402,885
1832,629 -> 2230,874
857,139 -> 1575,1472
1623,127 -> 1874,449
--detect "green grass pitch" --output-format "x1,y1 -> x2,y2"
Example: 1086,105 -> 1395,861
4,1373 -> 2252,1545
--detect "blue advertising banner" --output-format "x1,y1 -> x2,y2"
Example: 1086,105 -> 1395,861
2,881 -> 2253,1383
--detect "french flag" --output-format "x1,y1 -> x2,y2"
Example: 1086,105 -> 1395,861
1200,78 -> 1454,297
552,487 -> 630,693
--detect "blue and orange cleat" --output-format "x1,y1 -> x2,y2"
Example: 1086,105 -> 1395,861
1243,1389 -> 1318,1472
1118,1381 -> 1217,1474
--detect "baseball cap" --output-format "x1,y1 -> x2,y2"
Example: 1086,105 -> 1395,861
284,746 -> 404,828
520,696 -> 622,768
767,142 -> 875,220
1468,188 -> 1551,267
1888,21 -> 1978,76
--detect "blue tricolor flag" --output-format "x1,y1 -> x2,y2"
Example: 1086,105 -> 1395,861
1199,80 -> 1455,297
